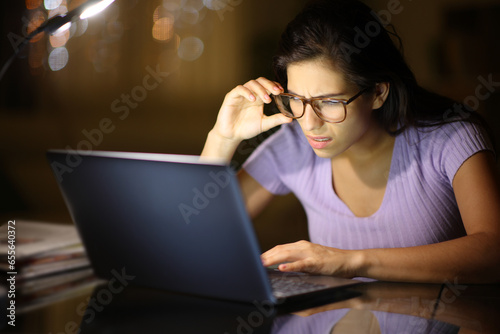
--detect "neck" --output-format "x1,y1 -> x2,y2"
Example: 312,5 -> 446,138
334,120 -> 395,165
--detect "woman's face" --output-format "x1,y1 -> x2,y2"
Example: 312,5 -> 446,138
286,58 -> 385,160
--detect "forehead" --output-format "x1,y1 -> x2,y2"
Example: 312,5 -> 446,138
286,58 -> 351,96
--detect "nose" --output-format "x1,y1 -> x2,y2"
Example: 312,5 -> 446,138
299,103 -> 324,131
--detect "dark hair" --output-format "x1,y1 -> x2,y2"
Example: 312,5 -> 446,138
272,0 -> 484,136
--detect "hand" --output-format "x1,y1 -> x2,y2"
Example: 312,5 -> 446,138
212,77 -> 292,142
261,240 -> 362,278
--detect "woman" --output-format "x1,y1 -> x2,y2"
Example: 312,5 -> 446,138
201,0 -> 500,283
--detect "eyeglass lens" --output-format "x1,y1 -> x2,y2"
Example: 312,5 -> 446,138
276,95 -> 345,122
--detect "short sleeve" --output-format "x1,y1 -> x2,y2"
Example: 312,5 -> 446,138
432,121 -> 495,185
243,122 -> 313,195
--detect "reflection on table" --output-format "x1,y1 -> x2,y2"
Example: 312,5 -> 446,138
1,278 -> 499,333
273,309 -> 458,334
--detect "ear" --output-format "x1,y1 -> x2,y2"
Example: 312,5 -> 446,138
372,82 -> 390,110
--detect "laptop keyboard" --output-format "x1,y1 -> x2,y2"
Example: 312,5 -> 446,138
270,276 -> 328,298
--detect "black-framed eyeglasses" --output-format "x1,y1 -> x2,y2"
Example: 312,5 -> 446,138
273,89 -> 368,123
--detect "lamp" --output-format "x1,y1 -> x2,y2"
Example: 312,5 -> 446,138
0,0 -> 116,82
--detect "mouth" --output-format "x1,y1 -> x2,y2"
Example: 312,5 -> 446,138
306,135 -> 333,149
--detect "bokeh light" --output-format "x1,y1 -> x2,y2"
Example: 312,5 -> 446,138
27,10 -> 47,43
48,46 -> 69,71
47,5 -> 67,19
26,0 -> 43,10
153,5 -> 171,22
163,0 -> 183,12
152,16 -> 175,42
202,0 -> 226,11
181,6 -> 199,25
74,19 -> 89,37
44,0 -> 62,10
23,0 -> 125,76
177,36 -> 204,61
189,0 -> 204,11
49,28 -> 70,48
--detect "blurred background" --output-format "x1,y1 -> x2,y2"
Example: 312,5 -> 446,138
1,0 -> 499,251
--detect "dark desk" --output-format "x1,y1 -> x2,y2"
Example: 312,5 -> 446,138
1,279 -> 499,333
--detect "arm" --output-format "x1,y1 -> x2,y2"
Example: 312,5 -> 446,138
238,169 -> 275,219
201,77 -> 291,217
262,151 -> 500,284
200,77 -> 290,163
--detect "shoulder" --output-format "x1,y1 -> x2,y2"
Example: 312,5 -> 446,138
401,121 -> 495,183
431,121 -> 491,145
242,121 -> 316,194
403,120 -> 490,145
246,121 -> 312,161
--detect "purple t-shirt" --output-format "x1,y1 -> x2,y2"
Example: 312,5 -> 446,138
243,121 -> 494,250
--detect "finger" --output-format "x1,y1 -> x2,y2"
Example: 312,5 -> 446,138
261,246 -> 304,267
262,240 -> 310,258
245,78 -> 284,103
271,81 -> 284,94
278,259 -> 315,273
261,250 -> 289,267
227,85 -> 257,103
243,80 -> 273,103
254,77 -> 284,95
261,113 -> 293,133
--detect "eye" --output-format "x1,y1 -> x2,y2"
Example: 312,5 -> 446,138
288,96 -> 302,104
321,99 -> 341,106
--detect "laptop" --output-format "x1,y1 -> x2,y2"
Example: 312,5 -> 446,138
46,149 -> 361,305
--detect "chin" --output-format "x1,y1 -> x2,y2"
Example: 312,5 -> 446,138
312,148 -> 337,159
311,142 -> 349,159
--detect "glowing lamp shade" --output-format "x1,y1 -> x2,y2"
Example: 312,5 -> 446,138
0,0 -> 117,81
52,21 -> 72,35
80,0 -> 115,20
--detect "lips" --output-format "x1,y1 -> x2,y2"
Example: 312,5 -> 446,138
306,135 -> 333,149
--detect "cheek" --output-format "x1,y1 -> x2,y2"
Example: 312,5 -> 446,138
345,104 -> 373,130
333,106 -> 374,141
345,104 -> 368,119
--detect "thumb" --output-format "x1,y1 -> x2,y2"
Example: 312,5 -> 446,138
261,113 -> 293,133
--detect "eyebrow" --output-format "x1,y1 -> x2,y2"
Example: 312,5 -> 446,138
286,90 -> 346,98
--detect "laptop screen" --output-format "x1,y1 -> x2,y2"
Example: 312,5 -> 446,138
47,150 -> 275,302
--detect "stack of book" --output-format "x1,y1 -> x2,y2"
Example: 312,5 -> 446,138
0,220 -> 98,313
